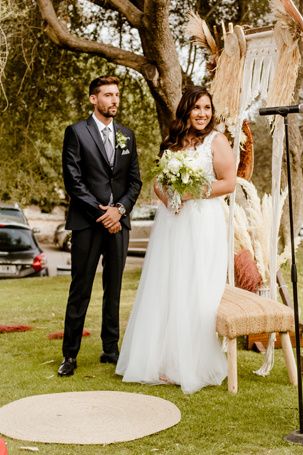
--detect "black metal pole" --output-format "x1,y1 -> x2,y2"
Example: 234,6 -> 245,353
283,113 -> 303,443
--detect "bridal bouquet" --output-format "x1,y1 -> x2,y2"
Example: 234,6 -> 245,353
155,149 -> 211,213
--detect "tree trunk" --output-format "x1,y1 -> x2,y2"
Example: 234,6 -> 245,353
36,0 -> 183,140
139,1 -> 183,139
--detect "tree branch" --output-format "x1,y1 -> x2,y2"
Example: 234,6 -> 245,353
36,0 -> 148,73
90,0 -> 143,28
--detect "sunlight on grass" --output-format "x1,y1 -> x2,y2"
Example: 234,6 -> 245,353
1,251 -> 303,454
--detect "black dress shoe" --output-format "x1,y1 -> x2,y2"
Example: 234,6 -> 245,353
58,357 -> 77,376
100,352 -> 119,365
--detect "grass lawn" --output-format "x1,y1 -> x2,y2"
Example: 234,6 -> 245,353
1,246 -> 303,454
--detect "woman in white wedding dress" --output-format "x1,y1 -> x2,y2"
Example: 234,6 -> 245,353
116,87 -> 236,394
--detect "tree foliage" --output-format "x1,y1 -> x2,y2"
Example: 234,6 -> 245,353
0,1 -> 160,209
35,0 -> 272,137
2,0 -> 301,222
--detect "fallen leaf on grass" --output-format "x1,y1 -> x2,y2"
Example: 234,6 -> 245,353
19,446 -> 39,452
40,359 -> 54,365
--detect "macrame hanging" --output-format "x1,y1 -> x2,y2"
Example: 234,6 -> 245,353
186,0 -> 303,376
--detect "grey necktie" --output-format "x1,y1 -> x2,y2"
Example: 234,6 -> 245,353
102,126 -> 115,168
102,126 -> 114,204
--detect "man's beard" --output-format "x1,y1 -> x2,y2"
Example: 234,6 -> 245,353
97,106 -> 118,118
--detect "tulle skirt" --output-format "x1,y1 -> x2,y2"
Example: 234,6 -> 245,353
116,198 -> 228,394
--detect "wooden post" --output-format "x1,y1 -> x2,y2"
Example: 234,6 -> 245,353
227,337 -> 238,393
281,332 -> 298,386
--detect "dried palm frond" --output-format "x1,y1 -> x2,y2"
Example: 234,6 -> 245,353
271,0 -> 303,32
210,26 -> 246,125
266,0 -> 302,111
185,11 -> 218,56
266,24 -> 301,109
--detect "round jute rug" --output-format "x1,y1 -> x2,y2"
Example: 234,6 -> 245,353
0,391 -> 181,445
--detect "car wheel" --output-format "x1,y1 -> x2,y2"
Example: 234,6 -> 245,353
63,234 -> 72,252
36,268 -> 49,277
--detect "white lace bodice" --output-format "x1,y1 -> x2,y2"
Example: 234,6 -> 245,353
188,130 -> 219,181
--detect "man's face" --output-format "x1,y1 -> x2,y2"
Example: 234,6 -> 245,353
89,84 -> 120,119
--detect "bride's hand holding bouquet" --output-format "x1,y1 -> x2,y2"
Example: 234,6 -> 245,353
154,149 -> 211,213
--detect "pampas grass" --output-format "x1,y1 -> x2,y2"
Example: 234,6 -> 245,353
224,178 -> 296,285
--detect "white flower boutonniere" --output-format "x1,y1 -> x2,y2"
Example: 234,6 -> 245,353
116,130 -> 130,149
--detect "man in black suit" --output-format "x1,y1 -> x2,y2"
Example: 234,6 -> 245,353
58,76 -> 142,376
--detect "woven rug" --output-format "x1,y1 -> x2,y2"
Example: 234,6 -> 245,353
0,391 -> 181,445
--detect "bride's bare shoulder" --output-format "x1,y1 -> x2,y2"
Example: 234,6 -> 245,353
212,131 -> 230,147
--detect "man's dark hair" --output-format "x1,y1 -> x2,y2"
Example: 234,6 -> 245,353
89,76 -> 120,96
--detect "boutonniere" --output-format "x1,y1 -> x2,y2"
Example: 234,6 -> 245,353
116,130 -> 130,149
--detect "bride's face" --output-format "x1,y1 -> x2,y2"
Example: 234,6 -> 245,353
189,95 -> 212,131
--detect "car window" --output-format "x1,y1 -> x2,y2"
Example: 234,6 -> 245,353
0,228 -> 36,252
0,208 -> 27,224
131,206 -> 157,221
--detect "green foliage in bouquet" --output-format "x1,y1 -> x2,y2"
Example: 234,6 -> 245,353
154,149 -> 211,212
156,150 -> 210,196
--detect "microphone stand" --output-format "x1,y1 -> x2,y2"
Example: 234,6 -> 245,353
279,114 -> 303,444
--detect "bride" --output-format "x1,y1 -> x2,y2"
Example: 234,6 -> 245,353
116,86 -> 236,394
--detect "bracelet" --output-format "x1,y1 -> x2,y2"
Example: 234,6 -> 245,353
202,181 -> 212,199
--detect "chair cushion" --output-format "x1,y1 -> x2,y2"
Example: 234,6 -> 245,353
216,285 -> 295,338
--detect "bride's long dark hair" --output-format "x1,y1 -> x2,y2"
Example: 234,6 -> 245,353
160,86 -> 216,156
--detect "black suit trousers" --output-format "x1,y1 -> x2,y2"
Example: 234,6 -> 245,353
62,223 -> 129,358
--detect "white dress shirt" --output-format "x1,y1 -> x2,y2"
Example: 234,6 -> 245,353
92,113 -> 115,204
92,113 -> 115,149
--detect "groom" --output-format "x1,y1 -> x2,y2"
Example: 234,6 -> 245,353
58,75 -> 142,376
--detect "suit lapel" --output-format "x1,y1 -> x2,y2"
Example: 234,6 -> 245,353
86,115 -> 110,167
113,122 -> 121,170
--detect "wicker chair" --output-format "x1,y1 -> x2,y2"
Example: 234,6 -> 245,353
216,285 -> 297,393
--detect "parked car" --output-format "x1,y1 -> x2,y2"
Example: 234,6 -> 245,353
128,205 -> 157,256
0,217 -> 48,278
54,204 -> 158,256
0,202 -> 29,225
54,223 -> 72,252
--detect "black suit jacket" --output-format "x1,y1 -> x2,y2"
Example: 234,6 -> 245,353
62,115 -> 142,230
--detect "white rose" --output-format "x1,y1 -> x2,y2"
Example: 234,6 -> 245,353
181,172 -> 189,184
167,157 -> 182,174
183,156 -> 194,167
189,158 -> 203,172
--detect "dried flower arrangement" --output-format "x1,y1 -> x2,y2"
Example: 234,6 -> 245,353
224,177 -> 302,287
